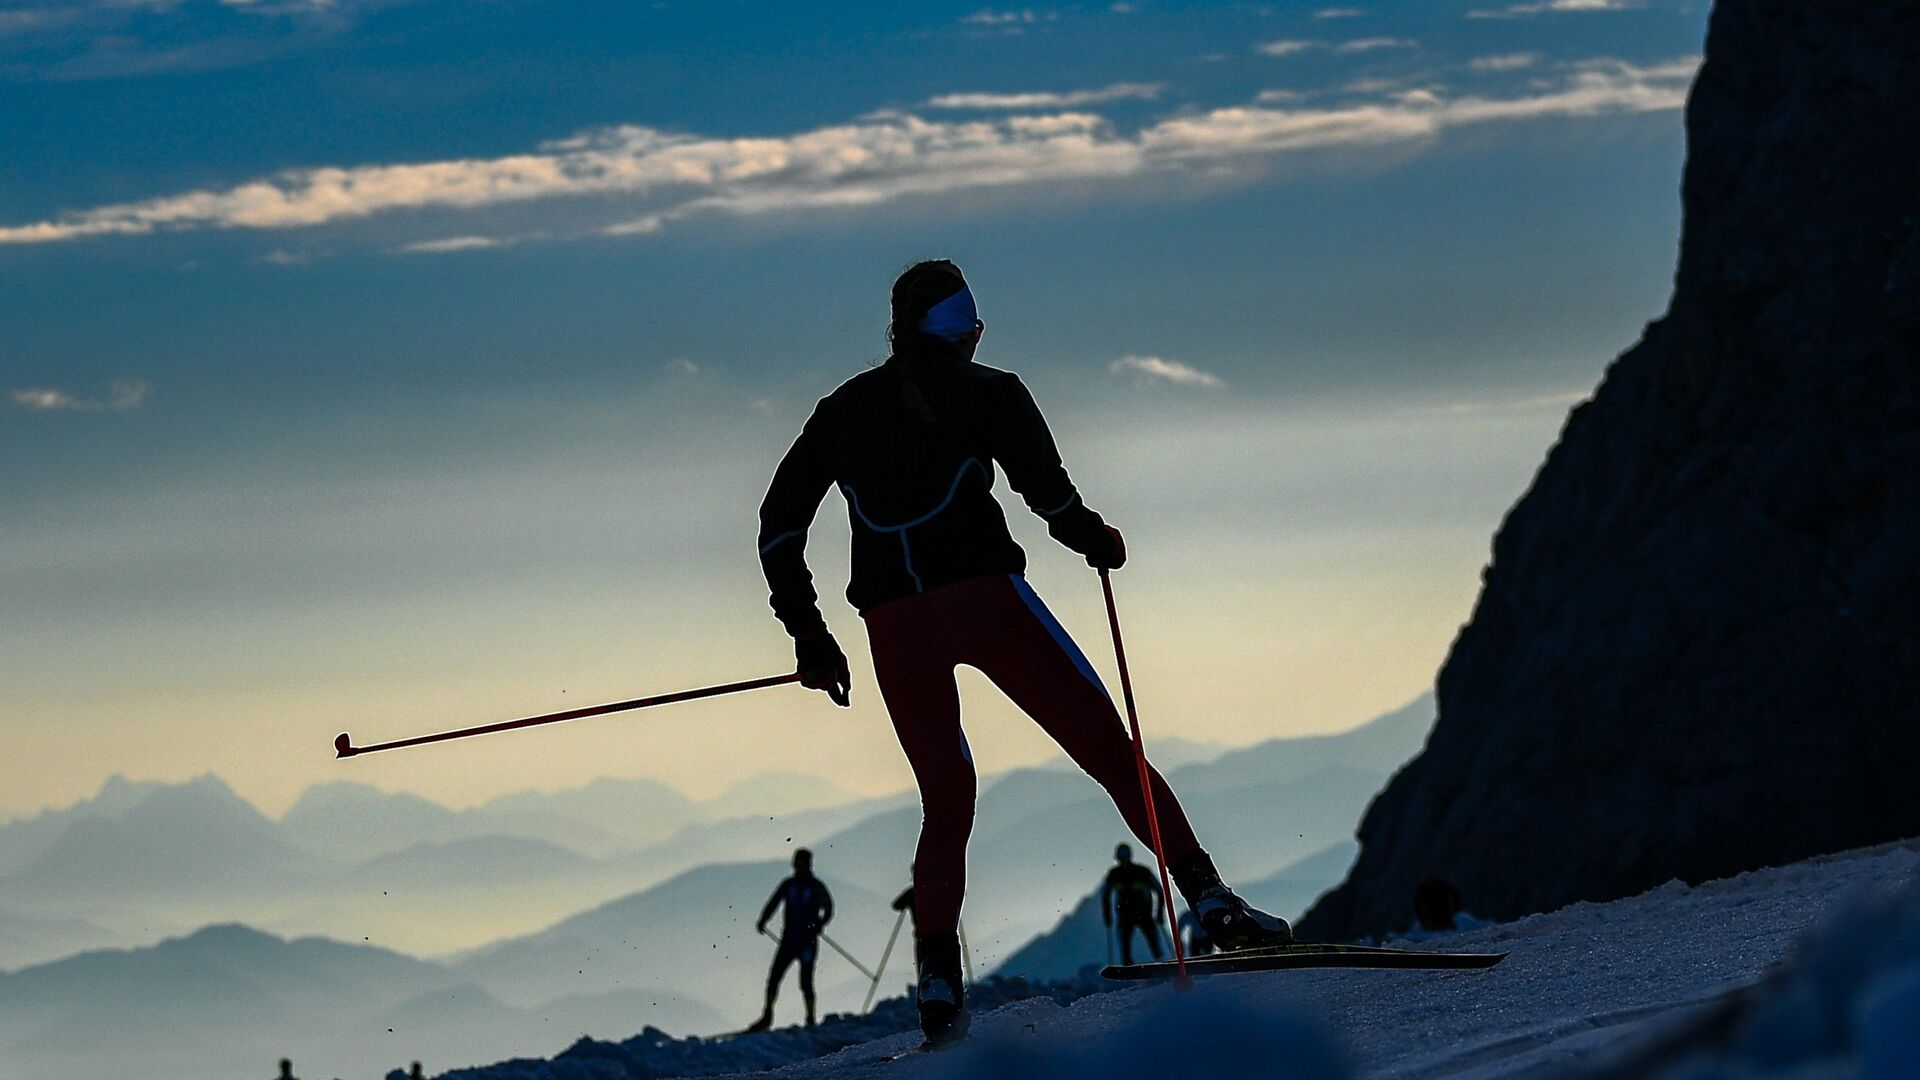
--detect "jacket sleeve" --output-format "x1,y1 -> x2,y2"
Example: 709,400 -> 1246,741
992,375 -> 1110,559
760,881 -> 786,927
757,400 -> 837,638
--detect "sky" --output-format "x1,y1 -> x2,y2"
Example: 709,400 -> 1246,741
1,0 -> 1709,819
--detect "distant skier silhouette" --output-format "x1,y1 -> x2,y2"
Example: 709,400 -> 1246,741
1102,843 -> 1165,965
757,259 -> 1293,1045
748,848 -> 834,1031
275,1059 -> 298,1080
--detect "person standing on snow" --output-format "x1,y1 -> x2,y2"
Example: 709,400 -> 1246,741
1102,843 -> 1166,966
748,848 -> 834,1032
756,259 -> 1293,1047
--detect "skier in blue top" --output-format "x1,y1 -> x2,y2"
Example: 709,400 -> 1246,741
748,848 -> 835,1031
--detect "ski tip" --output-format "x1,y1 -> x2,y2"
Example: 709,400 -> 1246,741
334,733 -> 358,758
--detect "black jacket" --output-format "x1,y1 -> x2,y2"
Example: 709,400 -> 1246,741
760,873 -> 834,937
758,350 -> 1111,637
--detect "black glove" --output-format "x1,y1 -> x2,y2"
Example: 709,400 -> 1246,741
1087,524 -> 1127,571
795,629 -> 852,707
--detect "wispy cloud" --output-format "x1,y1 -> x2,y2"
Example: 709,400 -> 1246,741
0,58 -> 1699,249
1260,36 -> 1418,57
1336,37 -> 1418,53
926,83 -> 1164,111
667,358 -> 701,375
961,9 -> 1051,25
1257,39 -> 1319,57
1313,7 -> 1366,18
1109,355 -> 1225,388
1468,0 -> 1639,18
1470,52 -> 1543,71
397,235 -> 509,254
10,379 -> 151,412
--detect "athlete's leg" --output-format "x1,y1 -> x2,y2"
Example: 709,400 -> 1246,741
798,941 -> 818,1025
1118,923 -> 1136,966
867,605 -> 975,936
1142,917 -> 1164,959
966,576 -> 1202,863
763,938 -> 799,1017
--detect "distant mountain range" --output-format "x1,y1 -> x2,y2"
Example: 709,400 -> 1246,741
0,695 -> 1431,1080
0,769 -> 877,964
0,923 -> 720,1080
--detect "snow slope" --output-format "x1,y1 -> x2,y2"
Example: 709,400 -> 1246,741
706,838 -> 1920,1080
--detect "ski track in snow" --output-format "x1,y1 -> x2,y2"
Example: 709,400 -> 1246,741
703,840 -> 1920,1080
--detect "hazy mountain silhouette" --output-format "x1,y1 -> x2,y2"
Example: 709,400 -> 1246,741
0,776 -> 171,877
455,860 -> 893,1018
0,907 -> 123,972
702,772 -> 855,821
0,922 -> 718,1080
0,775 -> 322,906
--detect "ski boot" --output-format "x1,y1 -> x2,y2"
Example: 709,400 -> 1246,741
913,932 -> 971,1049
744,1011 -> 772,1034
1173,851 -> 1294,952
803,990 -> 817,1029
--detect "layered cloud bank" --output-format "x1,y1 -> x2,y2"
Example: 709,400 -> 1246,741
0,58 -> 1697,249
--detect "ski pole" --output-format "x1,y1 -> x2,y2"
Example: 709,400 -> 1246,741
958,920 -> 975,984
762,925 -> 875,981
864,909 -> 907,1012
1099,568 -> 1190,985
334,672 -> 802,758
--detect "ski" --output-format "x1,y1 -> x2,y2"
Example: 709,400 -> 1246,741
1101,941 -> 1507,980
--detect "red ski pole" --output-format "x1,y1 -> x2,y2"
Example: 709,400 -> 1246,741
334,672 -> 802,758
1099,568 -> 1191,986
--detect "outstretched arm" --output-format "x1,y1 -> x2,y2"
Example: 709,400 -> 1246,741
992,376 -> 1122,568
758,402 -> 852,705
758,402 -> 837,638
757,881 -> 785,933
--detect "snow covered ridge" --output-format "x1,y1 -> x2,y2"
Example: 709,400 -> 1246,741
419,840 -> 1920,1079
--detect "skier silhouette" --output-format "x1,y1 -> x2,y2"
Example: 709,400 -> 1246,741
1102,843 -> 1165,965
747,848 -> 834,1031
275,1060 -> 298,1080
757,259 -> 1293,1045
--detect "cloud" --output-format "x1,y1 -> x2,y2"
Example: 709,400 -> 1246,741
0,58 -> 1699,249
667,358 -> 701,375
961,9 -> 1049,25
1313,7 -> 1366,18
1468,0 -> 1640,18
10,378 -> 151,412
1255,89 -> 1306,104
1257,39 -> 1319,57
397,235 -> 508,254
926,83 -> 1164,111
1261,36 -> 1416,57
1336,37 -> 1418,53
1109,355 -> 1224,388
1470,52 -> 1543,71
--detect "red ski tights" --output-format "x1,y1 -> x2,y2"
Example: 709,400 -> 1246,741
863,574 -> 1201,935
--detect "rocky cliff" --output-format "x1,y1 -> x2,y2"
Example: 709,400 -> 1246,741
1301,0 -> 1920,939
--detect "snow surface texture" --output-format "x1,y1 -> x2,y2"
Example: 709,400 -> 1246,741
440,839 -> 1920,1079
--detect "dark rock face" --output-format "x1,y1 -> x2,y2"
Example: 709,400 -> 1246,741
1301,0 -> 1920,940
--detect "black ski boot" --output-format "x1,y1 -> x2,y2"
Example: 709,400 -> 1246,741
1172,851 -> 1294,952
913,932 -> 970,1049
744,1010 -> 772,1033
